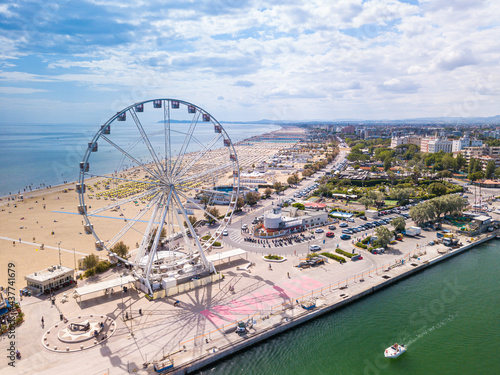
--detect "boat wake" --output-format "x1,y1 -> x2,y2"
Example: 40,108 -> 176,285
406,314 -> 455,346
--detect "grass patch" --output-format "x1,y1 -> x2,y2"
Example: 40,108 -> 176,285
264,254 -> 283,260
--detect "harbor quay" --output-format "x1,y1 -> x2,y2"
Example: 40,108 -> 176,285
1,223 -> 496,375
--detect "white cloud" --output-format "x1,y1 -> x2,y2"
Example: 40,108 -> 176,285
0,86 -> 48,94
0,0 -> 499,122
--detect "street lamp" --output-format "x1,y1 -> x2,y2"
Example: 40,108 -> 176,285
58,241 -> 62,266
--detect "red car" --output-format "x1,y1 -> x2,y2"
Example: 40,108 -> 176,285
326,232 -> 335,238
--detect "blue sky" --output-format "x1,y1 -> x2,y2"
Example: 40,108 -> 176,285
0,0 -> 499,124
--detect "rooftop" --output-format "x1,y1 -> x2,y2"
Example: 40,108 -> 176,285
25,265 -> 74,282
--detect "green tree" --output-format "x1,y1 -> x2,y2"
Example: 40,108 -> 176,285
409,202 -> 435,225
375,226 -> 392,248
437,170 -> 453,181
83,254 -> 99,269
204,207 -> 220,224
273,181 -> 284,194
494,167 -> 500,179
456,153 -> 467,171
245,191 -> 261,206
384,158 -> 392,172
391,217 -> 406,232
358,196 -> 373,209
112,241 -> 129,259
264,187 -> 273,198
236,196 -> 245,209
389,188 -> 414,205
442,154 -> 457,171
485,160 -> 495,179
184,215 -> 197,228
370,165 -> 378,173
428,182 -> 447,196
291,202 -> 305,210
318,184 -> 330,197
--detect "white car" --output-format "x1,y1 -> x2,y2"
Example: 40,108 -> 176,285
222,230 -> 228,236
309,245 -> 322,251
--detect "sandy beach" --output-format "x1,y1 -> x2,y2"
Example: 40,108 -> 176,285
0,127 -> 305,290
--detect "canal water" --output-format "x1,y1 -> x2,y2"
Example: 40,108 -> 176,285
196,241 -> 500,375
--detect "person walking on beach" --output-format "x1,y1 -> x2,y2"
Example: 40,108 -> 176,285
41,316 -> 44,328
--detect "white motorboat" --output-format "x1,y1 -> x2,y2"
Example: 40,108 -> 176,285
384,343 -> 406,358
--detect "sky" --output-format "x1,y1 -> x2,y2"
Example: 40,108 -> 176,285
0,0 -> 499,124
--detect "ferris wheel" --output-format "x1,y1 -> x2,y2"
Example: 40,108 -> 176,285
77,99 -> 240,294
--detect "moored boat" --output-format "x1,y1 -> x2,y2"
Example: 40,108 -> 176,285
384,343 -> 406,358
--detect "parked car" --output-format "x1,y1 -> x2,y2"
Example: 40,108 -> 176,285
339,223 -> 348,228
315,228 -> 324,233
309,245 -> 322,251
326,232 -> 335,238
328,225 -> 336,230
340,234 -> 351,240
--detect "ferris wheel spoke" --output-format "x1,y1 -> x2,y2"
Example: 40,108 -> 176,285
176,190 -> 224,227
163,103 -> 172,179
105,193 -> 161,249
169,195 -> 196,256
100,134 -> 163,181
129,109 -> 165,181
170,111 -> 200,178
135,190 -> 169,266
177,161 -> 234,186
87,187 -> 161,216
173,133 -> 223,181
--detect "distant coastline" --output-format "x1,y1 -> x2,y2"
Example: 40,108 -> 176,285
0,122 -> 284,199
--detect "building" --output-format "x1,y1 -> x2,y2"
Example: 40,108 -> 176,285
25,265 -> 75,294
427,138 -> 452,153
420,137 -> 434,153
342,125 -> 355,134
261,206 -> 328,237
452,137 -> 483,153
390,135 -> 421,149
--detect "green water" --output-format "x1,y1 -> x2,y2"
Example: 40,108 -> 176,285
196,242 -> 500,375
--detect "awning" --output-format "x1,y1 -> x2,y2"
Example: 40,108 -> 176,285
74,274 -> 136,297
0,307 -> 8,316
206,249 -> 247,263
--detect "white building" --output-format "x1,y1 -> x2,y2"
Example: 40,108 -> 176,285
452,137 -> 483,153
390,136 -> 408,148
428,138 -> 452,153
25,265 -> 75,294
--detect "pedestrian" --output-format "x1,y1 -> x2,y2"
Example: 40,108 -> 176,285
268,264 -> 272,270
41,316 -> 44,327
287,272 -> 290,278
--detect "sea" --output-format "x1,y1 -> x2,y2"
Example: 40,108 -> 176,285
196,241 -> 500,375
0,122 -> 281,197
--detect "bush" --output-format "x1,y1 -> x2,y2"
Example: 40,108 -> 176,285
95,261 -> 112,273
212,241 -> 222,247
335,249 -> 356,258
84,268 -> 95,278
355,242 -> 367,249
361,236 -> 371,244
201,235 -> 211,241
264,254 -> 283,260
320,252 -> 346,263
368,247 -> 374,252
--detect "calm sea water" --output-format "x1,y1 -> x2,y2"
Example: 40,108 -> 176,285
196,241 -> 500,375
0,122 -> 281,197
